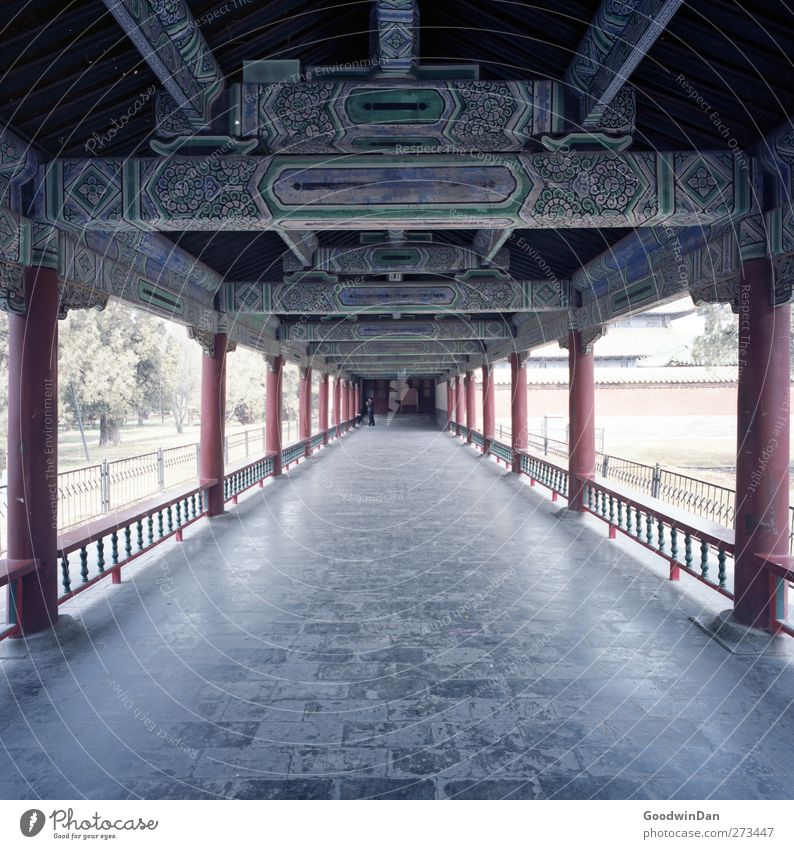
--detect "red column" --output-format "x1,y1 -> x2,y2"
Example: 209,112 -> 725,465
199,333 -> 227,517
465,370 -> 476,443
482,363 -> 495,453
354,382 -> 360,424
6,266 -> 60,635
333,376 -> 342,436
733,258 -> 791,629
299,366 -> 312,455
266,356 -> 284,475
568,330 -> 596,511
319,373 -> 329,444
446,380 -> 453,428
453,377 -> 462,436
510,353 -> 528,473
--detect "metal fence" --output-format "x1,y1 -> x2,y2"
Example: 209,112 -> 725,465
0,423 -> 287,553
493,423 -> 794,550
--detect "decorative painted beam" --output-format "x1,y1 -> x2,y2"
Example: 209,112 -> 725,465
0,123 -> 40,212
0,207 -> 32,267
566,0 -> 683,128
371,0 -> 420,76
280,318 -> 511,343
752,118 -> 794,209
312,340 -> 482,357
0,210 -> 288,358
503,201 -> 794,358
351,367 -> 445,373
473,228 -> 513,263
102,0 -> 224,129
232,80 -> 564,152
335,360 -> 468,372
282,242 -> 510,274
44,150 -> 749,232
221,276 -> 569,314
277,229 -> 319,268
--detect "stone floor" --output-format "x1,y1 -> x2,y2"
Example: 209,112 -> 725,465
2,417 -> 794,800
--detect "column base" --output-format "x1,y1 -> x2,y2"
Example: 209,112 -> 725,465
691,610 -> 793,656
1,613 -> 82,655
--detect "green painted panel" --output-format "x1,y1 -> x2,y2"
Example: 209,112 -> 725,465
138,280 -> 185,316
351,137 -> 441,150
371,248 -> 421,267
346,88 -> 446,124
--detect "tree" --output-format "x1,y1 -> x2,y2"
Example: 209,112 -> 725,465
225,347 -> 266,425
161,332 -> 200,434
59,307 -> 139,446
691,304 -> 739,366
691,303 -> 794,367
130,316 -> 169,424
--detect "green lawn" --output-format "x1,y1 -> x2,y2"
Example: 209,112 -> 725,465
57,418 -> 297,472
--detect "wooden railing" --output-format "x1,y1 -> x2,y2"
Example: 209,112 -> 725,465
450,423 -> 792,637
1,419 -> 359,640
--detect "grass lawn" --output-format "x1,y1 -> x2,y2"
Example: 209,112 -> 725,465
57,418 -> 297,472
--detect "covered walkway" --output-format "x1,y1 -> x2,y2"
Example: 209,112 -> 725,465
1,422 -> 792,801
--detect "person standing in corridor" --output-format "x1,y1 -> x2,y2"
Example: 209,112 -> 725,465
366,396 -> 375,427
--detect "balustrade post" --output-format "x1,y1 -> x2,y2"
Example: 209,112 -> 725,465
510,353 -> 528,474
6,265 -> 60,635
651,463 -> 662,499
156,449 -> 165,492
199,332 -> 227,516
482,363 -> 495,454
101,459 -> 111,512
567,329 -> 596,512
733,256 -> 791,630
266,356 -> 284,476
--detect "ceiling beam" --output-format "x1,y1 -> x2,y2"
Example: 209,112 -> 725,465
473,228 -> 513,263
45,149 -> 749,232
566,0 -> 684,128
234,79 -> 566,153
277,229 -> 319,268
330,357 -> 468,368
371,0 -> 420,76
282,241 -> 509,275
102,0 -> 223,128
311,340 -> 482,356
281,318 -> 511,343
222,276 -> 569,314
